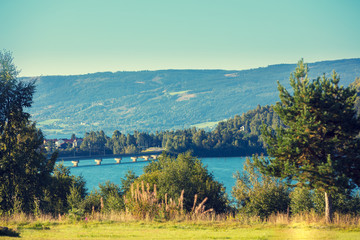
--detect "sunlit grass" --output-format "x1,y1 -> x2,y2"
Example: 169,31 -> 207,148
168,90 -> 189,96
191,121 -> 221,129
37,119 -> 62,126
1,212 -> 360,239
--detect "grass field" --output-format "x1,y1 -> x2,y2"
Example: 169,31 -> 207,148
168,90 -> 189,96
2,214 -> 360,239
36,119 -> 62,126
191,121 -> 222,129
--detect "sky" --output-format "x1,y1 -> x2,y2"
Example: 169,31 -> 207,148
1,0 -> 360,77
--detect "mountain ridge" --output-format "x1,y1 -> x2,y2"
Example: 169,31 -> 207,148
24,58 -> 360,138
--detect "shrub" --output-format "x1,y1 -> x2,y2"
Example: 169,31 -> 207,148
83,181 -> 125,214
99,181 -> 124,212
290,187 -> 313,214
313,189 -> 360,214
43,163 -> 87,215
232,157 -> 290,218
134,152 -> 228,213
83,190 -> 101,214
120,170 -> 138,194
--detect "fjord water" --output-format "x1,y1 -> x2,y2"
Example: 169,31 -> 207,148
60,156 -> 248,196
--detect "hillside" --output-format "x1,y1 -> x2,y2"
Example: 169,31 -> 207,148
24,59 -> 360,138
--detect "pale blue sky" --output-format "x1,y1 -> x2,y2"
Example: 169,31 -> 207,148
1,0 -> 360,76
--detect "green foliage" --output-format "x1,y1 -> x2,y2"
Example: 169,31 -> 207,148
0,50 -> 58,214
82,190 -> 101,213
258,60 -> 360,193
43,163 -> 86,215
67,184 -> 85,212
56,105 -> 280,158
80,181 -> 125,214
256,59 -> 360,221
289,187 -> 313,214
80,130 -> 110,155
232,157 -> 290,218
134,152 -> 228,213
98,181 -> 124,212
120,170 -> 138,194
312,190 -> 360,215
290,187 -> 360,215
349,76 -> 360,115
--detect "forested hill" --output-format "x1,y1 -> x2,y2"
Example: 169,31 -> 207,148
55,105 -> 280,157
25,58 -> 360,138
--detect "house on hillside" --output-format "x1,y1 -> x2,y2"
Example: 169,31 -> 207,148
55,139 -> 75,149
72,138 -> 83,148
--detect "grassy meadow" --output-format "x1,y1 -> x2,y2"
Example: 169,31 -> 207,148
1,213 -> 360,239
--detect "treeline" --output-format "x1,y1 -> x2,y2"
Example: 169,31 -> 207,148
56,105 -> 282,157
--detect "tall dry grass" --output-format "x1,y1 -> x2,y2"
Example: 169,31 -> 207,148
123,181 -> 215,221
1,183 -> 360,228
1,211 -> 360,229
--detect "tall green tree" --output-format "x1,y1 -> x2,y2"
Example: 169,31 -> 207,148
255,59 -> 360,222
0,50 -> 57,213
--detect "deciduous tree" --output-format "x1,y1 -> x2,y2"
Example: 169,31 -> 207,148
0,50 -> 57,213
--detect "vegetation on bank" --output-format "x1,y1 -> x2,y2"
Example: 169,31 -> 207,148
47,104 -> 281,158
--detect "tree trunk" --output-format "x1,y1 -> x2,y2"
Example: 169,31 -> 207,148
324,192 -> 333,223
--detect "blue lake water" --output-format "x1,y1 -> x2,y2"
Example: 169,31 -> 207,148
60,156 -> 248,197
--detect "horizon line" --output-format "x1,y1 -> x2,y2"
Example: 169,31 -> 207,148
19,57 -> 360,78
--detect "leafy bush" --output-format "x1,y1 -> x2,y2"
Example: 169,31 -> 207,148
134,152 -> 228,213
232,157 -> 290,218
98,181 -> 124,213
83,181 -> 125,214
83,190 -> 101,214
120,170 -> 138,194
312,190 -> 360,215
290,187 -> 313,214
42,163 -> 87,215
290,187 -> 360,215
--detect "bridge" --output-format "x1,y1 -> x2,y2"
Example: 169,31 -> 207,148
71,154 -> 159,167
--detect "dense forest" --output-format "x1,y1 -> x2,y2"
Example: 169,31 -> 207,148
51,105 -> 282,157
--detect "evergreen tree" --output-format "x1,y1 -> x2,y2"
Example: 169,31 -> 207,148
255,59 -> 360,222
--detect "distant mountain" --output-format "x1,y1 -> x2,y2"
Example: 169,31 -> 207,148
24,59 -> 360,138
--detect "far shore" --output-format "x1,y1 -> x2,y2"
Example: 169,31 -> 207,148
55,150 -> 164,161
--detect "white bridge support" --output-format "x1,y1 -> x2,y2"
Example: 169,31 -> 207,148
151,155 -> 158,160
95,159 -> 102,165
115,157 -> 122,164
131,157 -> 138,162
141,156 -> 150,161
72,160 -> 79,167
